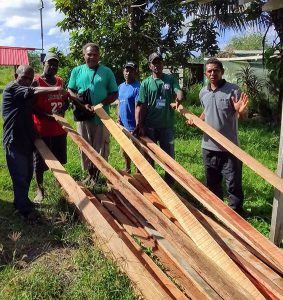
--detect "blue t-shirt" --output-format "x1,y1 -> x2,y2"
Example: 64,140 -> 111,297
118,80 -> 140,131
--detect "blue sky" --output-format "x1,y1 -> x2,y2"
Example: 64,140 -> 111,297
0,0 -> 69,53
0,1 -> 277,54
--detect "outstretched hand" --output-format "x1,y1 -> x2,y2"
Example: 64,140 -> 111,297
232,92 -> 249,114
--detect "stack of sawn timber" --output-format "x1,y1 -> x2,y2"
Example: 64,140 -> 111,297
36,111 -> 283,300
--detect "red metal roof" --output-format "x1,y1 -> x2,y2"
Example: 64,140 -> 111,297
0,46 -> 36,66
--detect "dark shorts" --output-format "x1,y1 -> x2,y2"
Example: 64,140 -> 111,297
34,134 -> 67,172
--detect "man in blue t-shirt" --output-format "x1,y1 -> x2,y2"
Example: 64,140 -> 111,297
117,61 -> 140,172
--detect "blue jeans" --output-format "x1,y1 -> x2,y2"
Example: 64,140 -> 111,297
145,127 -> 175,184
6,147 -> 34,216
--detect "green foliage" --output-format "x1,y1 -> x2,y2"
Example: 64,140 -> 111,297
225,33 -> 270,50
236,66 -> 264,113
264,47 -> 283,92
236,63 -> 279,119
185,83 -> 202,106
0,67 -> 14,89
53,0 -> 221,78
186,18 -> 219,56
28,52 -> 43,74
190,0 -> 268,32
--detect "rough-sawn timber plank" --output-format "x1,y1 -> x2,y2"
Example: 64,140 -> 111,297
34,138 -> 176,300
52,115 -> 257,299
134,132 -> 283,275
91,105 -> 264,299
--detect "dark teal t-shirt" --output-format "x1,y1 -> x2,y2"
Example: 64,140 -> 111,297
68,64 -> 118,125
138,73 -> 180,128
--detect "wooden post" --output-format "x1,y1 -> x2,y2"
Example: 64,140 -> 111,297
270,95 -> 283,246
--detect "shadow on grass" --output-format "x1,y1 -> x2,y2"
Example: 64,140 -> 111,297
0,197 -> 79,269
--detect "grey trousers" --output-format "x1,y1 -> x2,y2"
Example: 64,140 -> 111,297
77,121 -> 110,171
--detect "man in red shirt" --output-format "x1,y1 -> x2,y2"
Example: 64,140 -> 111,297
32,53 -> 69,202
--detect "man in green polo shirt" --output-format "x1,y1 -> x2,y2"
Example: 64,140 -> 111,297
68,43 -> 118,183
135,52 -> 183,184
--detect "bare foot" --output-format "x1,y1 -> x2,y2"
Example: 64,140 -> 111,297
33,188 -> 44,203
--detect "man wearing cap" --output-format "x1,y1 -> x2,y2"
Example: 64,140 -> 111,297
32,52 -> 69,202
117,61 -> 140,172
135,52 -> 183,184
68,43 -> 118,184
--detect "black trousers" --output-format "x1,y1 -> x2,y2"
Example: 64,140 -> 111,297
202,148 -> 244,213
145,127 -> 175,185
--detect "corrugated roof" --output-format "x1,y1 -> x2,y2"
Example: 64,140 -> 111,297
0,46 -> 35,66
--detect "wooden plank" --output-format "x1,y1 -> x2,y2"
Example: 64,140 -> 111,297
80,191 -> 188,300
176,191 -> 283,299
96,193 -> 208,300
119,170 -> 183,231
91,105 -> 263,299
112,190 -> 223,300
34,138 -> 178,300
95,193 -> 150,242
270,98 -> 283,246
52,115 -> 260,299
172,103 -> 283,195
112,185 -> 253,300
126,131 -> 283,275
48,117 -> 221,298
122,173 -> 283,299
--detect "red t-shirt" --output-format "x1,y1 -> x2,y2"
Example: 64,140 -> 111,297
32,75 -> 66,137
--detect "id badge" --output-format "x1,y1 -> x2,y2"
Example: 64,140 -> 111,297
156,97 -> 166,109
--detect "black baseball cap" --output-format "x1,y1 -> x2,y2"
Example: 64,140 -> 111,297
148,52 -> 163,63
123,61 -> 137,70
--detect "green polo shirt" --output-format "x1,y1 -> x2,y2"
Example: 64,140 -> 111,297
68,64 -> 118,125
138,73 -> 180,128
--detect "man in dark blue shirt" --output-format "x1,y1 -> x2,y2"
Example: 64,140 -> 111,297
2,65 -> 37,220
117,61 -> 140,172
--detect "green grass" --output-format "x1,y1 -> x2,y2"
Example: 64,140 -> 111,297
0,89 -> 138,299
0,75 -> 281,298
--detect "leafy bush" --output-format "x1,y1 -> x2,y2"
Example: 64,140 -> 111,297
236,65 -> 273,119
184,83 -> 203,106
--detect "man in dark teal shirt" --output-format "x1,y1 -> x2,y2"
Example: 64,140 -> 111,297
136,53 -> 183,184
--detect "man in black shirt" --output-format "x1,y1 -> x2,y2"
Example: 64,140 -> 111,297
2,65 -> 37,220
